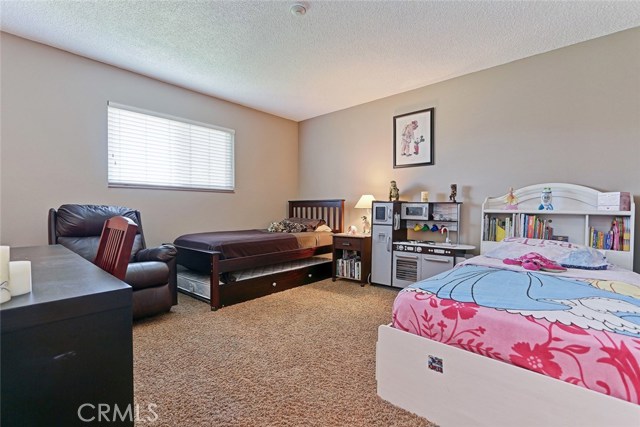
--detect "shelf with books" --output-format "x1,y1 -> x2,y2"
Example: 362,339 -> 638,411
332,234 -> 371,285
480,184 -> 635,271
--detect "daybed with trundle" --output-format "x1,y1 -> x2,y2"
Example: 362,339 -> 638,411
174,199 -> 344,310
376,184 -> 640,426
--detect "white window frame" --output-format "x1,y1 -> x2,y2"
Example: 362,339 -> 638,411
107,102 -> 235,192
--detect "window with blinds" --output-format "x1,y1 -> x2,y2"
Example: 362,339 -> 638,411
107,102 -> 235,192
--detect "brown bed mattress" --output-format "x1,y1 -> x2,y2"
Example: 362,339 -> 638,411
174,229 -> 299,259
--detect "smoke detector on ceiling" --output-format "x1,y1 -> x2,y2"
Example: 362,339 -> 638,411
290,3 -> 307,16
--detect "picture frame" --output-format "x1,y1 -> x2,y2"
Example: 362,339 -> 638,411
393,108 -> 434,168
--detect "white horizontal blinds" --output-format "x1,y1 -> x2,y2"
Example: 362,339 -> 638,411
108,103 -> 235,191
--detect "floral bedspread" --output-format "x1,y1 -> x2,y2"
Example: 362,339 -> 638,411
392,261 -> 640,404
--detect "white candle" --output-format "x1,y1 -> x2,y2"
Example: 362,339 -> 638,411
8,261 -> 32,296
0,246 -> 9,285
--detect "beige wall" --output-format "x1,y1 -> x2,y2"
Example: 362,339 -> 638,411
0,33 -> 299,247
2,29 -> 639,271
299,28 -> 640,272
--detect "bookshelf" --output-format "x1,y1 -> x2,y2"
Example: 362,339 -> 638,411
480,183 -> 635,270
332,234 -> 372,285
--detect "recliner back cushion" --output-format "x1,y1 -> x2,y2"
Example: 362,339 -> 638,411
56,204 -> 139,236
58,236 -> 102,262
55,204 -> 143,261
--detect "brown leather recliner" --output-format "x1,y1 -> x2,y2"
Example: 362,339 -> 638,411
48,204 -> 177,319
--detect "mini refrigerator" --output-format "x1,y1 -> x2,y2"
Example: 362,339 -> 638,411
370,201 -> 406,286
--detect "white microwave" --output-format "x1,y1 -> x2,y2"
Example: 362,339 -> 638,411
401,203 -> 429,220
373,202 -> 393,225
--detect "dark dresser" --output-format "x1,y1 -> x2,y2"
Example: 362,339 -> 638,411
1,245 -> 133,426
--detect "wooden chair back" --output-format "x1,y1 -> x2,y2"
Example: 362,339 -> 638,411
94,216 -> 138,281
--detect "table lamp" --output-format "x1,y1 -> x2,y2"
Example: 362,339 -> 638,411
355,194 -> 376,234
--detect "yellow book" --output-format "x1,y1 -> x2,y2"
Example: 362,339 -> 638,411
496,225 -> 506,242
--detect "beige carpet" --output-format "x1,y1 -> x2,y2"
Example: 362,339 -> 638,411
133,279 -> 436,426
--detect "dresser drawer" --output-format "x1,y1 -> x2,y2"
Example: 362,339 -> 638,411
334,236 -> 364,251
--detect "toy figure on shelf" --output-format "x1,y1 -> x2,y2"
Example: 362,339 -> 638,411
611,219 -> 620,251
347,225 -> 358,236
449,184 -> 457,202
361,216 -> 371,234
538,187 -> 554,210
389,180 -> 400,201
504,187 -> 519,210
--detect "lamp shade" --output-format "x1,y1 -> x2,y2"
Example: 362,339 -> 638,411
355,194 -> 376,209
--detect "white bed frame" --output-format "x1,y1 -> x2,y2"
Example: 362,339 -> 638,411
376,183 -> 640,426
377,324 -> 640,427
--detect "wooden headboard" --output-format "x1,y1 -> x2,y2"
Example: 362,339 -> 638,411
288,199 -> 345,233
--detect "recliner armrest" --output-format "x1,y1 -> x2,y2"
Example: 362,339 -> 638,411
135,244 -> 177,263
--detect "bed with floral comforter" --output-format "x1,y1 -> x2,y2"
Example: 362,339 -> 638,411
393,250 -> 640,404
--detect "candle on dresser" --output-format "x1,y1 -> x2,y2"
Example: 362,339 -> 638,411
0,286 -> 10,303
0,246 -> 9,285
8,261 -> 32,296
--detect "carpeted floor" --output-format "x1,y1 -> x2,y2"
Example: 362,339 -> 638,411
133,279 -> 436,426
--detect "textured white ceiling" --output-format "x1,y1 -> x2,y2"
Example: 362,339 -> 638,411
1,1 -> 639,121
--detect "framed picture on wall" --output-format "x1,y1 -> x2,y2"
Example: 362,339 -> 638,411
393,108 -> 434,168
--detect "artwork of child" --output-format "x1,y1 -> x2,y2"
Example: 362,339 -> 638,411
401,120 -> 419,156
413,135 -> 425,155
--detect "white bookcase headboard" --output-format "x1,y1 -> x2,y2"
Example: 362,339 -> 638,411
480,183 -> 635,270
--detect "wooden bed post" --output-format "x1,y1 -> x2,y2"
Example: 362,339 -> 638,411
209,252 -> 221,311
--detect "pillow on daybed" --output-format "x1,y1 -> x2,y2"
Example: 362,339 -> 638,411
286,217 -> 327,231
485,237 -> 608,270
267,219 -> 307,233
315,224 -> 333,232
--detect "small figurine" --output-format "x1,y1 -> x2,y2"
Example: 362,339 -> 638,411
612,219 -> 620,251
347,225 -> 358,236
538,187 -> 553,210
389,180 -> 400,201
449,184 -> 457,202
361,216 -> 371,234
505,187 -> 519,210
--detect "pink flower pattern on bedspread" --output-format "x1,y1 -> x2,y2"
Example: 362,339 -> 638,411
393,288 -> 640,404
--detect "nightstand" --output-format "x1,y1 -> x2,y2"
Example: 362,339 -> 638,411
332,233 -> 372,286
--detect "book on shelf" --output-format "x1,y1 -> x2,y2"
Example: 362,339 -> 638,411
336,251 -> 362,279
484,213 -> 554,241
588,217 -> 630,252
623,217 -> 631,251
